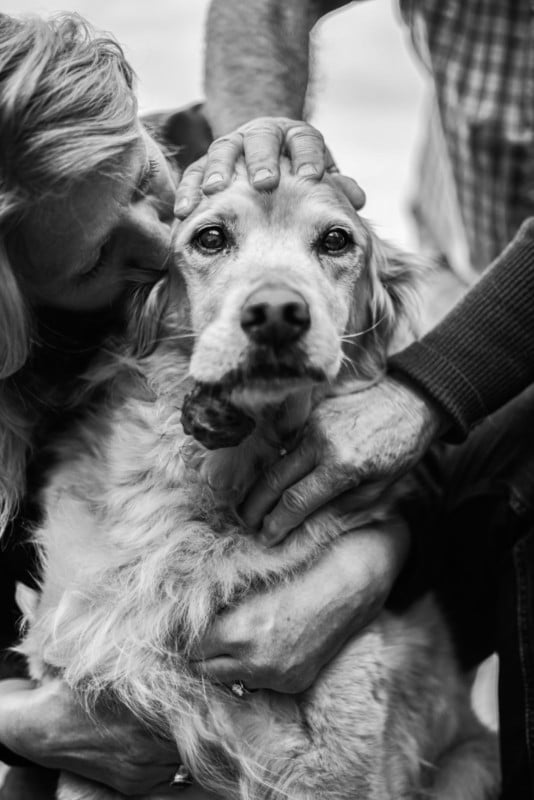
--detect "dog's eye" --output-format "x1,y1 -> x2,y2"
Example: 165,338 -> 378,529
193,226 -> 227,253
320,228 -> 351,254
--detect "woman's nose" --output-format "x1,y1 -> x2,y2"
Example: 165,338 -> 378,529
153,183 -> 176,225
123,201 -> 174,273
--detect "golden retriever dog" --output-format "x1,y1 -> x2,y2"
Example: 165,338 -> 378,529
18,162 -> 500,800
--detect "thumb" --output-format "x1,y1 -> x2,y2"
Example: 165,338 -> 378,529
330,174 -> 366,209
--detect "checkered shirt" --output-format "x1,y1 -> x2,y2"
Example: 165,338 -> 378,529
400,0 -> 534,276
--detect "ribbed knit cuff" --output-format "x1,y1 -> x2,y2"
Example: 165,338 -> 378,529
390,218 -> 534,437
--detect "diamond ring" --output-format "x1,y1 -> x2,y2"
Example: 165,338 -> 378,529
230,679 -> 251,698
170,764 -> 193,788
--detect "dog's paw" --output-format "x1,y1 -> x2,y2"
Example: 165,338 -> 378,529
181,383 -> 255,449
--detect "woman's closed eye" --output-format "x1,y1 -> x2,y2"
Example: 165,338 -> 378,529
77,238 -> 112,283
134,157 -> 159,200
75,158 -> 160,283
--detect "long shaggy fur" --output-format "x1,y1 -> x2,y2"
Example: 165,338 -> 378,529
19,166 -> 500,800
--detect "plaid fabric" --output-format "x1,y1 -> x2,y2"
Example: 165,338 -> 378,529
400,0 -> 534,276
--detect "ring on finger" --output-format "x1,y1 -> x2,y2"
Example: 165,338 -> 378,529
230,679 -> 253,698
170,764 -> 193,788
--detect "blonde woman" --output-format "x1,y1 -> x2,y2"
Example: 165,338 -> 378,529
0,11 -> 195,795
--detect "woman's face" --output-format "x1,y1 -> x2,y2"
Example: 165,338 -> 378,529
10,126 -> 176,311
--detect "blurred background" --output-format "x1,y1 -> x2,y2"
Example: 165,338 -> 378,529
5,0 -> 430,248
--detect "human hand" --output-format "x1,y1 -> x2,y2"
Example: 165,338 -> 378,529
193,521 -> 409,693
174,116 -> 365,218
241,377 -> 444,545
0,678 -> 179,795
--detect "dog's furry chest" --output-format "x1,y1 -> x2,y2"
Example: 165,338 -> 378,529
20,355 -> 499,800
25,384 -> 343,680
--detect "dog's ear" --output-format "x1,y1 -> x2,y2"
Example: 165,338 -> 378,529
341,226 -> 426,383
128,267 -> 193,359
129,276 -> 170,358
368,235 -> 425,352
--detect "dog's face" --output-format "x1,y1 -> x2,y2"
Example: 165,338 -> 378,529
172,163 -> 413,413
133,162 -> 418,449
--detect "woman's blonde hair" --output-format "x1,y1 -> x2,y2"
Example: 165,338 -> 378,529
0,12 -> 139,533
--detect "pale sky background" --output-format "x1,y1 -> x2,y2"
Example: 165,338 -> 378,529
5,0 -> 430,248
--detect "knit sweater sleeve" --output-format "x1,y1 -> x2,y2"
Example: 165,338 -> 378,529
389,217 -> 534,437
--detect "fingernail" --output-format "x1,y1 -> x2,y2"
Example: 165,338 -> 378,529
297,164 -> 318,178
204,172 -> 224,187
174,198 -> 190,216
252,168 -> 273,184
258,520 -> 284,547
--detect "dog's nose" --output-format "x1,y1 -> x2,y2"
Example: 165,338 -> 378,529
240,287 -> 310,346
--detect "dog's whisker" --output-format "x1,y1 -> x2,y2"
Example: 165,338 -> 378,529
339,354 -> 361,380
149,332 -> 196,345
340,313 -> 388,341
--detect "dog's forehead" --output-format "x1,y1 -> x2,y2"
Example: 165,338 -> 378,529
177,167 -> 365,241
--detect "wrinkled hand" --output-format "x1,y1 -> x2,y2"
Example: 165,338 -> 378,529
174,116 -> 365,218
0,678 -> 178,795
241,377 -> 443,545
193,521 -> 409,693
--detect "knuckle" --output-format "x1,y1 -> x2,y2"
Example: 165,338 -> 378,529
330,445 -> 356,474
280,488 -> 307,516
262,467 -> 283,496
278,665 -> 307,694
244,129 -> 282,149
247,153 -> 279,171
335,458 -> 360,486
180,158 -> 206,181
207,134 -> 241,156
209,132 -> 240,148
301,427 -> 327,462
241,116 -> 283,134
286,124 -> 324,146
203,155 -> 228,173
244,122 -> 281,136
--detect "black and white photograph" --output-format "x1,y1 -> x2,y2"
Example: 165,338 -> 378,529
1,2 -> 531,798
